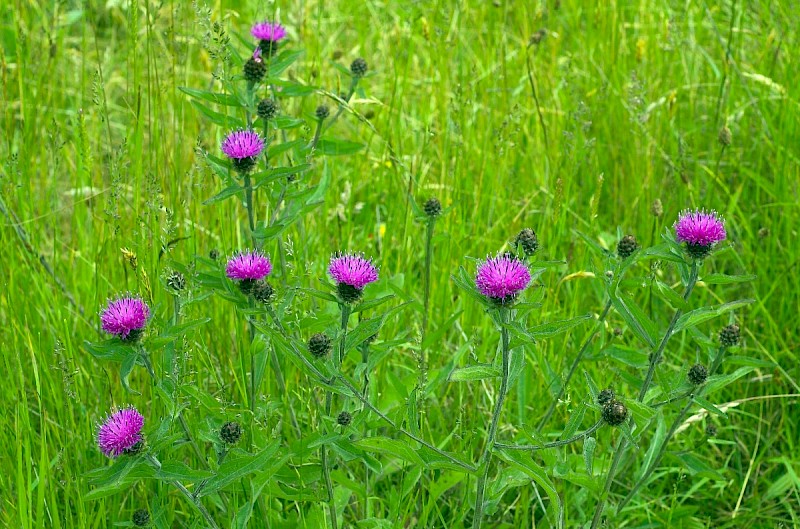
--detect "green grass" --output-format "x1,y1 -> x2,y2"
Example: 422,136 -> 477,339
2,0 -> 799,527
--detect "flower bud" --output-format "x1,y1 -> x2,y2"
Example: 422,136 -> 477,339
315,105 -> 330,120
617,234 -> 640,259
423,197 -> 442,218
243,57 -> 267,83
123,439 -> 144,456
597,388 -> 615,406
257,98 -> 278,120
308,333 -> 333,358
132,508 -> 150,527
167,271 -> 186,292
719,324 -> 740,347
220,421 -> 242,445
513,228 -> 539,257
602,400 -> 629,426
350,57 -> 368,78
252,280 -> 274,304
337,411 -> 352,426
336,282 -> 363,304
718,125 -> 732,147
688,364 -> 708,385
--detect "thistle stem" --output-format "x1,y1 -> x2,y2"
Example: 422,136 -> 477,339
538,300 -> 612,431
145,454 -> 220,529
496,420 -> 604,451
617,345 -> 727,511
472,308 -> 511,529
590,260 -> 699,529
243,172 -> 257,249
421,217 -> 436,375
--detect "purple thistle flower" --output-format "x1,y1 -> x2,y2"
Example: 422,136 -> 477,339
674,209 -> 727,258
101,296 -> 150,340
329,253 -> 379,303
475,254 -> 531,302
226,250 -> 273,281
251,21 -> 287,42
97,407 -> 144,457
221,130 -> 264,174
329,253 -> 379,289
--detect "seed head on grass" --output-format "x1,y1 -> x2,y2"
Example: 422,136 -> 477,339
475,254 -> 531,304
101,296 -> 150,341
674,209 -> 726,259
221,130 -> 264,175
97,407 -> 144,458
329,253 -> 379,303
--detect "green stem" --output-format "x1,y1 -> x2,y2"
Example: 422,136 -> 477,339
243,172 -> 257,249
617,345 -> 727,511
321,391 -> 339,529
538,299 -> 612,431
338,305 -> 352,366
496,420 -> 604,451
324,77 -> 359,131
193,447 -> 230,499
421,218 -> 436,374
590,260 -> 700,529
146,454 -> 220,529
472,308 -> 511,529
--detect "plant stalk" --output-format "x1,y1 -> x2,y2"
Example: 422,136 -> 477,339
497,420 -> 604,451
146,454 -> 220,529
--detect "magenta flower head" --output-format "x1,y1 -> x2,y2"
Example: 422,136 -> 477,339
329,253 -> 379,303
674,209 -> 727,259
97,407 -> 144,458
221,130 -> 264,174
101,296 -> 150,342
251,21 -> 286,56
226,250 -> 272,295
476,254 -> 532,304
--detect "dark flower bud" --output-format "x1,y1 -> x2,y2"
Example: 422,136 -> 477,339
123,439 -> 145,456
257,99 -> 278,121
167,271 -> 186,292
121,328 -> 145,344
350,57 -> 368,77
337,411 -> 352,426
132,508 -> 150,527
332,50 -> 344,60
209,249 -> 219,260
718,125 -> 732,147
315,105 -> 330,120
220,421 -> 242,445
308,333 -> 333,358
602,400 -> 629,426
423,197 -> 442,218
529,28 -> 547,46
514,228 -> 539,256
705,423 -> 717,437
685,243 -> 714,260
597,388 -> 615,406
719,324 -> 740,347
336,282 -> 363,304
252,280 -> 274,304
243,57 -> 267,83
237,278 -> 257,296
688,364 -> 708,385
258,39 -> 280,57
617,235 -> 640,259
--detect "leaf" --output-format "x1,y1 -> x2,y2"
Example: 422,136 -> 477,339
448,364 -> 501,382
178,86 -> 240,106
637,410 -> 666,480
704,366 -> 755,395
653,280 -> 689,310
692,395 -> 727,417
264,49 -> 303,77
700,273 -> 757,285
583,436 -> 597,476
203,183 -> 243,205
495,449 -> 562,524
354,436 -> 425,466
273,116 -> 306,129
673,299 -> 754,334
198,442 -> 281,496
527,313 -> 592,338
268,79 -> 316,97
154,461 -> 212,482
610,293 -> 657,348
84,339 -> 129,363
119,351 -> 140,395
252,164 -> 312,189
316,138 -> 366,156
190,100 -> 244,128
562,402 -> 587,440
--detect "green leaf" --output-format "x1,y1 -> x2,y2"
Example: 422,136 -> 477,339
268,79 -> 316,97
527,313 -> 592,338
448,364 -> 501,382
273,116 -> 306,129
692,395 -> 727,417
495,449 -> 562,524
203,183 -> 243,205
265,49 -> 303,77
119,351 -> 140,395
190,100 -> 244,128
637,410 -> 666,480
700,273 -> 757,285
269,139 -> 304,158
704,366 -> 755,395
653,280 -> 689,310
154,461 -> 212,482
583,436 -> 597,476
178,86 -> 240,106
84,339 -> 129,363
316,138 -> 366,156
610,293 -> 657,348
198,442 -> 281,496
673,299 -> 754,334
354,436 -> 425,466
252,164 -> 312,189
562,402 -> 587,440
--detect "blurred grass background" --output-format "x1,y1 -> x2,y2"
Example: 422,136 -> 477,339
1,0 -> 798,527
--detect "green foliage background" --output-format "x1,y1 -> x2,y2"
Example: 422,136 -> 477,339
1,0 -> 798,527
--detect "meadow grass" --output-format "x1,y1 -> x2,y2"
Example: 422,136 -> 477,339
1,0 -> 799,527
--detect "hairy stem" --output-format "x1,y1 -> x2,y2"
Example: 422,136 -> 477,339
243,172 -> 257,249
538,300 -> 612,431
590,260 -> 700,528
472,308 -> 511,529
497,420 -> 604,451
421,217 -> 436,375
